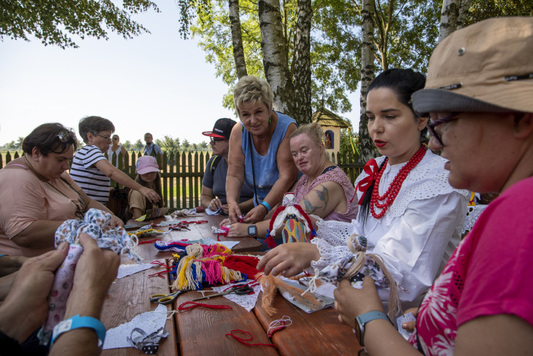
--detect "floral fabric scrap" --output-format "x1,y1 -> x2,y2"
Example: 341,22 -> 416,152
38,208 -> 140,345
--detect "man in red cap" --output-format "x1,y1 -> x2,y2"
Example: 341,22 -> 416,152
200,118 -> 254,214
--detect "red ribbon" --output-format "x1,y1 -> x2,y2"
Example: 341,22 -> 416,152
353,159 -> 379,205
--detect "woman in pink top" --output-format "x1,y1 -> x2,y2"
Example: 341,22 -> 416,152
0,123 -> 123,257
224,122 -> 358,241
334,18 -> 533,355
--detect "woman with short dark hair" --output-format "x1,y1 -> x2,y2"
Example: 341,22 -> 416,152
0,123 -> 122,257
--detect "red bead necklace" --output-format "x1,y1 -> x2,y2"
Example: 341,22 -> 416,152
370,145 -> 427,219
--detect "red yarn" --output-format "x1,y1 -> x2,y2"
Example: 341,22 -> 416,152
224,255 -> 260,279
267,323 -> 286,338
138,238 -> 162,245
226,330 -> 277,348
177,301 -> 233,311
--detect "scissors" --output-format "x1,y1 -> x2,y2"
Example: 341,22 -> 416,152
191,285 -> 254,302
149,290 -> 185,305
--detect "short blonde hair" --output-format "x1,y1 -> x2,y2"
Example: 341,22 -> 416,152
234,76 -> 274,114
290,122 -> 325,148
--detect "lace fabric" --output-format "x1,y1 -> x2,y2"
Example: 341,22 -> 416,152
354,151 -> 468,226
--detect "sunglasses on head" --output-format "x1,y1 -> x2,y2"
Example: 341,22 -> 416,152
57,130 -> 77,143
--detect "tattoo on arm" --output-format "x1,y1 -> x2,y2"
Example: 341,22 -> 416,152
315,185 -> 329,211
303,185 -> 329,214
303,198 -> 319,214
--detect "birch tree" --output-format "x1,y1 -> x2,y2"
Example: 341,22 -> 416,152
258,0 -> 295,116
292,0 -> 313,123
228,0 -> 248,78
359,0 -> 377,162
439,0 -> 472,42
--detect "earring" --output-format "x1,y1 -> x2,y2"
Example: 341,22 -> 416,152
269,117 -> 272,125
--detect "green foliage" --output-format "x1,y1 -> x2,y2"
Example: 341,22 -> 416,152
0,0 -> 159,48
134,139 -> 144,151
123,140 -> 132,150
467,0 -> 533,23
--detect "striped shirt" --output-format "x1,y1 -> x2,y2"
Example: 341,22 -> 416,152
70,145 -> 110,205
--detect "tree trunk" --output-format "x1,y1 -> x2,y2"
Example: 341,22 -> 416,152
359,0 -> 377,163
228,0 -> 248,78
292,0 -> 312,124
439,0 -> 460,42
258,0 -> 294,115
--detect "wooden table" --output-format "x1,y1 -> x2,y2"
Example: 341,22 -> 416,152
175,288 -> 362,356
101,213 -> 262,355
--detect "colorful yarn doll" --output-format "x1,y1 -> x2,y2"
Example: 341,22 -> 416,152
38,208 -> 140,345
265,193 -> 316,248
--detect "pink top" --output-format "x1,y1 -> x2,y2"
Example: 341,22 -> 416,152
411,176 -> 533,354
0,163 -> 84,256
293,166 -> 358,222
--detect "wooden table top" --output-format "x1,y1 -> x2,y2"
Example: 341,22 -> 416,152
126,213 -> 262,261
101,213 -> 263,355
175,287 -> 362,356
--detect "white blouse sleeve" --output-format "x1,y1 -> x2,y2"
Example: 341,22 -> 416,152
370,191 -> 467,304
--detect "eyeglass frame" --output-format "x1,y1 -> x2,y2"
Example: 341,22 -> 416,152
427,112 -> 460,147
91,131 -> 112,141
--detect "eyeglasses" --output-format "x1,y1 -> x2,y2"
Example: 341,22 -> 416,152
428,112 -> 460,147
112,137 -> 119,141
210,138 -> 226,144
57,130 -> 76,143
92,132 -> 111,141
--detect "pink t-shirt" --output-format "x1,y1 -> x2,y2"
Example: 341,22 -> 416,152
293,166 -> 358,222
0,165 -> 83,256
412,176 -> 533,354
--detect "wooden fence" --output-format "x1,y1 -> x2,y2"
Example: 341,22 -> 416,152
1,150 -> 364,210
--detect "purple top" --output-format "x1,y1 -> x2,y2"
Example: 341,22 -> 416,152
293,166 -> 358,222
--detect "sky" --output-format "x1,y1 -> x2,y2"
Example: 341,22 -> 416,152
0,1 -> 359,147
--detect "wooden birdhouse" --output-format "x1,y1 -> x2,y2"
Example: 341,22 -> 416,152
312,107 -> 350,163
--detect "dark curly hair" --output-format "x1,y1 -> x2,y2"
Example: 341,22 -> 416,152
22,123 -> 78,156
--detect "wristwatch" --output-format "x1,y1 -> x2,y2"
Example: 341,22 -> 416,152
247,225 -> 257,237
354,311 -> 392,347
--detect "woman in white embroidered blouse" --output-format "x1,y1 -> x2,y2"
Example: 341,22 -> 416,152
258,69 -> 468,310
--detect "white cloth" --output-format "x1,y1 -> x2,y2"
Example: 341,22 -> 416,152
311,150 -> 469,309
107,145 -> 124,167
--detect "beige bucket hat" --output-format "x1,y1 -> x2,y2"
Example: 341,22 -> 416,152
412,17 -> 533,114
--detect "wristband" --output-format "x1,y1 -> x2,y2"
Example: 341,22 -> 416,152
51,315 -> 106,347
260,201 -> 271,212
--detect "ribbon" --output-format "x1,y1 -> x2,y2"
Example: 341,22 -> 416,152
353,159 -> 379,205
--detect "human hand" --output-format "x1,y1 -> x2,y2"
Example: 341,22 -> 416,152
0,242 -> 69,342
64,234 -> 120,319
106,215 -> 124,228
221,204 -> 229,215
243,205 -> 267,223
219,218 -> 231,227
140,187 -> 161,204
208,197 -> 222,211
334,277 -> 385,329
228,202 -> 242,223
0,255 -> 28,277
227,223 -> 249,237
401,308 -> 418,332
257,243 -> 319,277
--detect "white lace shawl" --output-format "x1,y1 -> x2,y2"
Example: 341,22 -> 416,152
311,151 -> 469,308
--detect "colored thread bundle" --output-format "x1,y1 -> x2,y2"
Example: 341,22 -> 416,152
170,243 -> 260,292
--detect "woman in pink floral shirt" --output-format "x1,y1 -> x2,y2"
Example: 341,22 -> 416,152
334,17 -> 533,355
